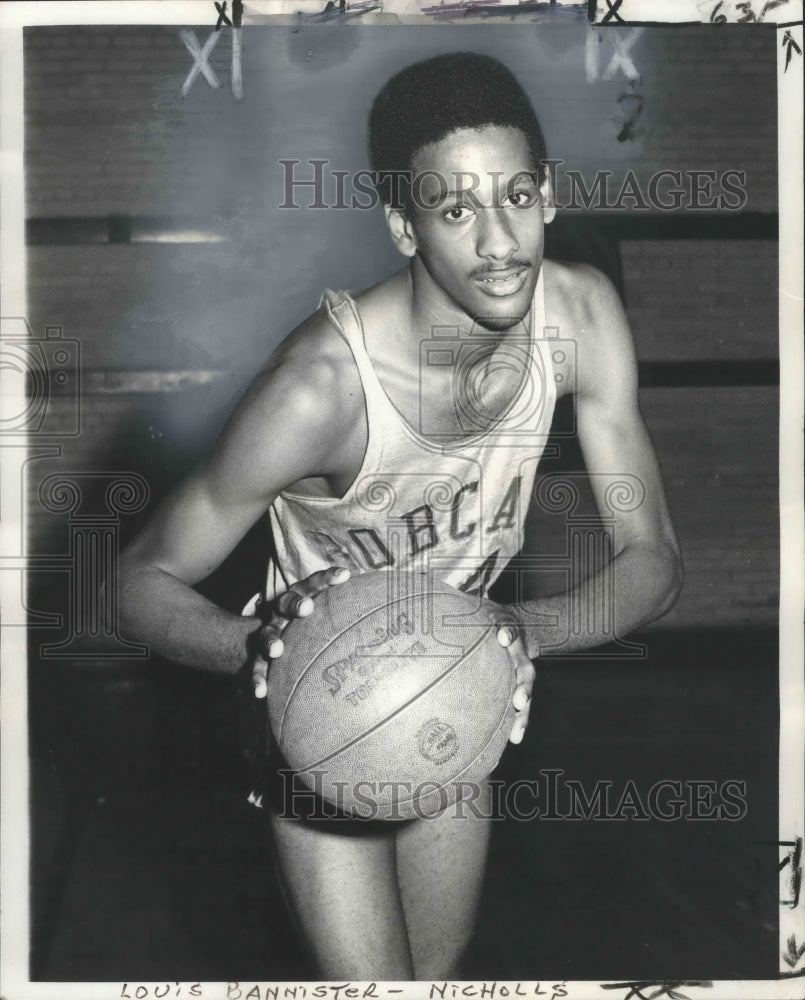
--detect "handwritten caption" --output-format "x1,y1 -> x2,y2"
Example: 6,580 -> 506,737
119,982 -> 569,1000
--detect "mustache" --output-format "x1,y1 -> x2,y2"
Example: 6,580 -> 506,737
469,260 -> 532,279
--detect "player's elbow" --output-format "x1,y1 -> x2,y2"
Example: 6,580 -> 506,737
652,541 -> 684,619
111,548 -> 143,630
115,545 -> 168,635
623,537 -> 683,624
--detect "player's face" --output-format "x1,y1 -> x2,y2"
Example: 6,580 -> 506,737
404,125 -> 554,331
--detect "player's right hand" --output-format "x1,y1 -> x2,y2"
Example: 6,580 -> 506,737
251,566 -> 351,699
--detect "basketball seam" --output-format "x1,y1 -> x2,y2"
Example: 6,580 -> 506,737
299,626 -> 494,771
389,673 -> 515,809
275,591 -> 390,741
275,585 -> 462,742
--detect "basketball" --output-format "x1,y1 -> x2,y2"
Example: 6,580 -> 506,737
266,571 -> 517,820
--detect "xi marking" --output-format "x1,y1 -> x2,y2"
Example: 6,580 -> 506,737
586,27 -> 644,82
601,981 -> 712,1000
215,1 -> 233,28
600,0 -> 625,24
783,934 -> 805,969
782,29 -> 802,71
178,28 -> 222,97
778,837 -> 802,906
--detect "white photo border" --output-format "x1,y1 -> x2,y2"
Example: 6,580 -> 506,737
1,1 -> 802,998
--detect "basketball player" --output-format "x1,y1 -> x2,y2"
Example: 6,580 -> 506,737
118,53 -> 682,979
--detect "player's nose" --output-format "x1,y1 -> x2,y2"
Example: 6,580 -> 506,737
476,207 -> 520,261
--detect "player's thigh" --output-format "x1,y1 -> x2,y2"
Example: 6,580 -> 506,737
396,778 -> 494,979
268,808 -> 414,980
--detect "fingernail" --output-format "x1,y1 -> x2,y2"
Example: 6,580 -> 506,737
497,628 -> 513,647
332,566 -> 350,580
297,596 -> 314,616
269,639 -> 283,657
254,680 -> 267,699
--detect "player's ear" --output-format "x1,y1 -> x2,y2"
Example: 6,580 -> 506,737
385,205 -> 418,258
539,171 -> 556,224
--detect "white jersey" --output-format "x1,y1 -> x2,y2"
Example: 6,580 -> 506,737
264,273 -> 558,601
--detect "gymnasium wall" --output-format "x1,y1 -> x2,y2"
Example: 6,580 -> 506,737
22,21 -> 779,631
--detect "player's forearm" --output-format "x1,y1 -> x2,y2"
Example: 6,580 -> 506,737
515,541 -> 683,657
117,564 -> 258,676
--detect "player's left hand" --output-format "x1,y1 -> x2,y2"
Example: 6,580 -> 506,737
482,601 -> 537,745
250,566 -> 352,699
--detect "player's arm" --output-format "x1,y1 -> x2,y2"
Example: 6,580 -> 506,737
517,267 -> 683,659
117,322 -> 353,679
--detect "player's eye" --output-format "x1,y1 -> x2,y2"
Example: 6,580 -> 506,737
443,204 -> 474,222
506,188 -> 537,208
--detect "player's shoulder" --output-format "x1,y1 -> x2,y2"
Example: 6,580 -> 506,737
544,259 -> 632,356
248,302 -> 361,420
276,303 -> 356,381
216,300 -> 363,471
544,258 -> 625,332
543,259 -> 636,399
350,269 -> 410,329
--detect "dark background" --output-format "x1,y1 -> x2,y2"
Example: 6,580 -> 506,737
24,20 -> 779,983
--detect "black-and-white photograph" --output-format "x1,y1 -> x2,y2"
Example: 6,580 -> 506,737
1,2 -> 802,998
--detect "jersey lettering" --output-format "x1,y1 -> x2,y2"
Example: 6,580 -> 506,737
347,527 -> 394,569
449,481 -> 479,540
294,477 -> 525,592
401,504 -> 438,557
457,549 -> 501,597
304,529 -> 362,571
487,476 -> 521,534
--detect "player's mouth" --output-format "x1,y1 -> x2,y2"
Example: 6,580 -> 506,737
473,265 -> 529,297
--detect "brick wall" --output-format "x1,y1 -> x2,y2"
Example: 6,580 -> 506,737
24,24 -> 778,216
642,387 -> 779,628
21,22 -> 780,631
25,27 -> 230,218
622,240 -> 778,361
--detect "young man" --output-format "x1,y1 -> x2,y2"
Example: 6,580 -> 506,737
118,53 -> 682,980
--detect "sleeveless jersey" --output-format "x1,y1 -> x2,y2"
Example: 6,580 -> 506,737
263,273 -> 558,602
